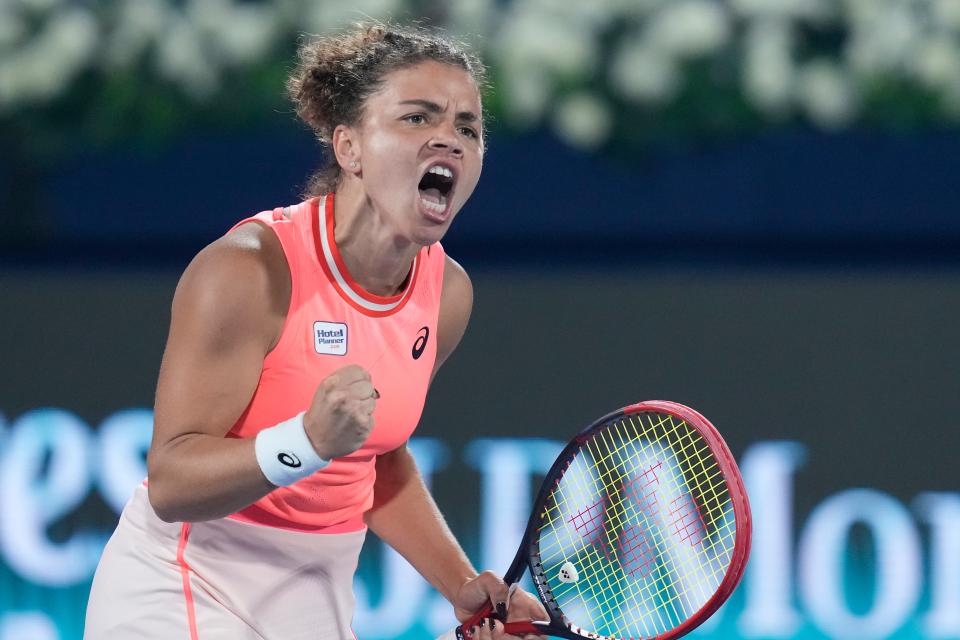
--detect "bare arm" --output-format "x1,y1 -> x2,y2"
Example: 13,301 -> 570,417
364,256 -> 477,601
146,222 -> 288,522
367,445 -> 477,601
148,222 -> 377,523
365,257 -> 548,635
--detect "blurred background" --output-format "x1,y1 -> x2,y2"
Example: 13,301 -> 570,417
2,0 -> 959,638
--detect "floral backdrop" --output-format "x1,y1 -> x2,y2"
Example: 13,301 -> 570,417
2,0 -> 959,158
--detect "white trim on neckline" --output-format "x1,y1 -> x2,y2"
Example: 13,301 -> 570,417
317,195 -> 417,313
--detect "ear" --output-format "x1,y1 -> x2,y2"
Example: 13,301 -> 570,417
332,124 -> 361,175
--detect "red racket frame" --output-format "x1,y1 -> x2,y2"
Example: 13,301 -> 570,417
455,400 -> 752,640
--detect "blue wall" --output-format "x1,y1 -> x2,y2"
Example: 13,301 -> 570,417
4,127 -> 959,264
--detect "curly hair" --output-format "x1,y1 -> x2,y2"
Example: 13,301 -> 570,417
287,23 -> 487,197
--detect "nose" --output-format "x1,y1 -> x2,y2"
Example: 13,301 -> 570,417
428,126 -> 464,157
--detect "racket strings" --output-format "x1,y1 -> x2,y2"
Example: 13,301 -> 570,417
588,429 -> 729,542
557,420 -> 723,634
540,433 -> 673,639
534,412 -> 738,639
598,414 -> 734,623
583,422 -> 732,608
541,456 -> 731,605
545,419 -> 727,637
592,414 -> 733,631
541,419 -> 730,577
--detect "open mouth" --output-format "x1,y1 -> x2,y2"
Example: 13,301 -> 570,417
417,164 -> 456,216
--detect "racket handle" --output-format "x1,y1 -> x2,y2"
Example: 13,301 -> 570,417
453,602 -> 495,639
439,618 -> 543,639
445,619 -> 543,639
503,620 -> 542,636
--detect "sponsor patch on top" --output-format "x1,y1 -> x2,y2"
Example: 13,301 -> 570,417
314,321 -> 348,356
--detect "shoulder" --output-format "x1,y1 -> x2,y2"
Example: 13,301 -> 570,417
434,255 -> 473,373
441,254 -> 473,309
179,222 -> 288,305
172,221 -> 290,352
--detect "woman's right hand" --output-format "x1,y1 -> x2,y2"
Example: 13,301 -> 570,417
303,364 -> 377,460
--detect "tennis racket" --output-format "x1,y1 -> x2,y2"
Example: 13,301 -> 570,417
443,400 -> 751,640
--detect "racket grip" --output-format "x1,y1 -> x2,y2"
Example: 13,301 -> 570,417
503,621 -> 541,636
453,602 -> 495,639
441,618 -> 543,639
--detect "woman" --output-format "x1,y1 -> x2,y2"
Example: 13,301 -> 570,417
85,23 -> 546,640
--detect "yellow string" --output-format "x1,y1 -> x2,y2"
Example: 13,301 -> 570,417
532,410 -> 739,639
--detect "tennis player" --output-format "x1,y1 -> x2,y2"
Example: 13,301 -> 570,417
84,23 -> 545,640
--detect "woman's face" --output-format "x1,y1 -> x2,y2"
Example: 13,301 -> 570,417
348,60 -> 484,246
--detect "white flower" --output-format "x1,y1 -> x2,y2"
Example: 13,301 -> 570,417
910,36 -> 960,90
552,92 -> 612,149
0,7 -> 98,107
299,0 -> 402,35
845,2 -> 922,76
103,0 -> 171,70
732,0 -> 833,20
449,0 -> 497,39
500,60 -> 553,126
942,79 -> 960,119
0,60 -> 23,108
742,19 -> 796,114
15,0 -> 64,12
581,0 -> 667,20
933,0 -> 960,30
155,16 -> 219,98
518,0 -> 614,31
43,7 -> 98,65
188,0 -> 280,67
617,0 -> 669,17
495,12 -> 597,78
610,37 -> 680,104
0,8 -> 27,51
646,0 -> 731,59
221,5 -> 280,65
842,0 -> 885,26
796,59 -> 859,128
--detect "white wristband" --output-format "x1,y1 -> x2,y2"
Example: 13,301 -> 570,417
254,412 -> 330,487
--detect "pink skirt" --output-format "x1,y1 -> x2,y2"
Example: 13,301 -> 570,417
85,484 -> 365,639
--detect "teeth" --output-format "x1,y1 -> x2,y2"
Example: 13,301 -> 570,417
420,192 -> 448,213
427,165 -> 453,179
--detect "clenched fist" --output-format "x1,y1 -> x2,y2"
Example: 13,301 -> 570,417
303,365 -> 377,460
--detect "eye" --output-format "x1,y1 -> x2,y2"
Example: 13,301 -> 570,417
459,126 -> 479,139
404,113 -> 427,124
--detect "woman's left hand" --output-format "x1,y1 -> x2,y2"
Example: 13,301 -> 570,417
453,572 -> 548,639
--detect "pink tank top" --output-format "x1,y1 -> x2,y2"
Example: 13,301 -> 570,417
225,194 -> 445,533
